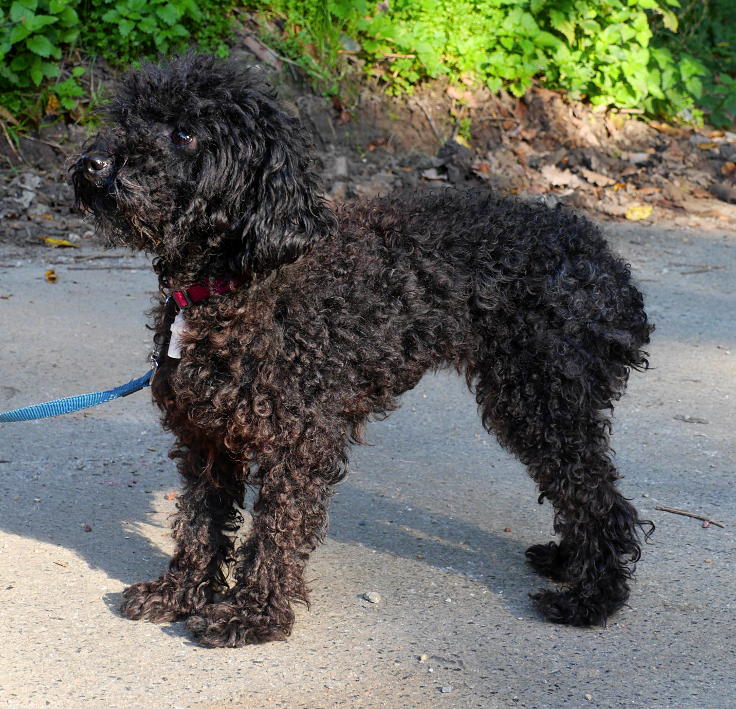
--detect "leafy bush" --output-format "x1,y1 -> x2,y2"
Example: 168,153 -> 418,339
251,0 -> 735,125
0,0 -> 82,115
0,0 -> 235,124
80,0 -> 234,66
654,0 -> 736,126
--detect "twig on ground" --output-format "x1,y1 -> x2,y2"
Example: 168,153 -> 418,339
680,267 -> 725,275
477,116 -> 520,123
23,134 -> 68,154
655,505 -> 725,528
411,100 -> 442,144
0,120 -> 19,159
66,265 -> 144,271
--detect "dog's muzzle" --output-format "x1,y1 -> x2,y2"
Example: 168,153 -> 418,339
82,153 -> 113,182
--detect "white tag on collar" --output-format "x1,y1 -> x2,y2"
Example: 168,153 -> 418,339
168,311 -> 186,359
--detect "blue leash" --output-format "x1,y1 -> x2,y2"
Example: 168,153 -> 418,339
0,370 -> 153,422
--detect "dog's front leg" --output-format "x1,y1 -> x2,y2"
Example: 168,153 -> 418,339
120,447 -> 244,622
186,455 -> 332,647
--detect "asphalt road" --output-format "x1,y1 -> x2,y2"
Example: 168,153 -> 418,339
0,220 -> 734,709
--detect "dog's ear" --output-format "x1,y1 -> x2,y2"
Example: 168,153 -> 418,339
227,92 -> 336,277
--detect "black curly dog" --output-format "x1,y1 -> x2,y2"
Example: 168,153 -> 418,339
72,54 -> 653,648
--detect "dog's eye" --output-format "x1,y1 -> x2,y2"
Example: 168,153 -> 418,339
171,130 -> 194,146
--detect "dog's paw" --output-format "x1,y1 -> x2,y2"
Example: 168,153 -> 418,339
186,603 -> 289,648
120,576 -> 206,622
525,542 -> 569,582
530,587 -> 624,627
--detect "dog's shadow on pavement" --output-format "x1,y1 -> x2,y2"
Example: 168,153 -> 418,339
0,403 -> 542,624
328,481 -> 538,618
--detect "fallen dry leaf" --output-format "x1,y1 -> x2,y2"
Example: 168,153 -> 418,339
45,93 -> 60,115
674,414 -> 709,424
540,164 -> 583,188
625,204 -> 653,221
580,168 -> 614,187
649,120 -> 680,136
39,237 -> 78,248
0,104 -> 18,125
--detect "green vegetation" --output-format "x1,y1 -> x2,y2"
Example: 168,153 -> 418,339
0,0 -> 234,126
653,0 -> 736,127
81,0 -> 233,65
250,0 -> 736,126
0,0 -> 734,129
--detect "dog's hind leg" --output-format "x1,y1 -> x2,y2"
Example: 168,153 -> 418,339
471,331 -> 649,626
185,452 -> 333,647
120,446 -> 244,622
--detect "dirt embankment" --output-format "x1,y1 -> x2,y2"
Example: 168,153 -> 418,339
2,37 -> 736,254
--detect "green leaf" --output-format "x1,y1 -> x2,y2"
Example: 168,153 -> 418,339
29,56 -> 43,85
26,33 -> 55,57
178,0 -> 202,20
27,13 -> 58,31
139,16 -> 157,34
9,21 -> 32,43
42,61 -> 59,78
10,0 -> 36,23
156,3 -> 182,26
119,19 -> 135,37
169,23 -> 189,38
549,10 -> 576,44
658,8 -> 678,32
58,6 -> 78,26
57,26 -> 79,43
10,53 -> 30,70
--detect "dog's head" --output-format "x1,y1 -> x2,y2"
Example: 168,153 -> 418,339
71,53 -> 334,281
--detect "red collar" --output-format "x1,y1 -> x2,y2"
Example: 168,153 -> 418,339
171,274 -> 245,308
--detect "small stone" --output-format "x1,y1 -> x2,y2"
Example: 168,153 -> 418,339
584,694 -> 593,701
334,156 -> 348,179
628,151 -> 651,164
418,653 -> 429,662
421,168 -> 447,181
363,591 -> 381,604
440,685 -> 453,693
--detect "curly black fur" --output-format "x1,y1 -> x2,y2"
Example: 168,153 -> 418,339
71,53 -> 653,648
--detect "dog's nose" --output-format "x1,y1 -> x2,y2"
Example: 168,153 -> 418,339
82,154 -> 112,179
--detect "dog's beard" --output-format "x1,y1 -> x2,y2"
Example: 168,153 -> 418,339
72,163 -> 190,260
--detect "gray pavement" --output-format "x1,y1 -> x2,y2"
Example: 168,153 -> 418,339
0,221 -> 734,709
